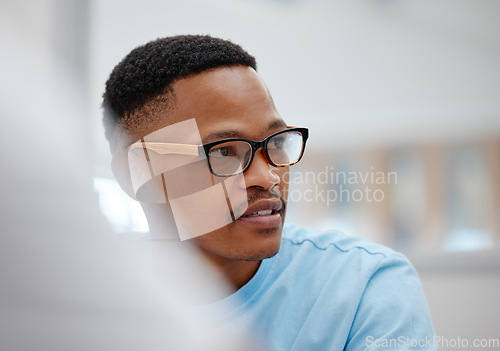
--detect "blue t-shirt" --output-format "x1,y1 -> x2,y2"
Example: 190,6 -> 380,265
214,224 -> 437,351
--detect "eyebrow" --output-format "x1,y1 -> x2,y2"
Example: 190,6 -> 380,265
203,119 -> 287,143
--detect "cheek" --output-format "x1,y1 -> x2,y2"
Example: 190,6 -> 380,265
163,160 -> 214,198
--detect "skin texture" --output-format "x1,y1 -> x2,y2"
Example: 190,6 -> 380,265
117,66 -> 290,290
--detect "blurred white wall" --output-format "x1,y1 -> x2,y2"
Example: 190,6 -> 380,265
87,1 -> 500,250
76,0 -> 500,345
87,0 -> 500,163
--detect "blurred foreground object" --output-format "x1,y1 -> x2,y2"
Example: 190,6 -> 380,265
0,12 -> 257,351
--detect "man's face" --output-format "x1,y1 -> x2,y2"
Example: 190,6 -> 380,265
126,66 -> 289,264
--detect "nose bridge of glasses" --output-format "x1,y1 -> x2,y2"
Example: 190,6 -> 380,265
249,139 -> 267,152
249,139 -> 272,167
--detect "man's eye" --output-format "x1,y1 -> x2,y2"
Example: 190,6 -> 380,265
269,136 -> 285,149
209,146 -> 235,157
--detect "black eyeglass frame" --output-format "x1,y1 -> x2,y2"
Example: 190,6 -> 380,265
200,127 -> 309,177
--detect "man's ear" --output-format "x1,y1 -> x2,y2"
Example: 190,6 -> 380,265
111,149 -> 137,200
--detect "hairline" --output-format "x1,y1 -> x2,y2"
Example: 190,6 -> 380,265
109,65 -> 255,153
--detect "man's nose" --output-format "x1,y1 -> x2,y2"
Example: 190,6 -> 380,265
243,149 -> 281,190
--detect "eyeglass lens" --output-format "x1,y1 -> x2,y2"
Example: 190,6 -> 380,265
207,131 -> 304,176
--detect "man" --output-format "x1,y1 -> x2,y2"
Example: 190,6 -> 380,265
103,35 -> 437,350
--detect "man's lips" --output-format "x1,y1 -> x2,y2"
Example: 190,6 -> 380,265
240,199 -> 282,218
236,199 -> 283,228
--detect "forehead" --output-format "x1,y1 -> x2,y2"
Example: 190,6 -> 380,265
171,65 -> 284,141
113,66 -> 285,151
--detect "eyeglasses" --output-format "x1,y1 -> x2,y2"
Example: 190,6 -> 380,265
128,127 -> 309,177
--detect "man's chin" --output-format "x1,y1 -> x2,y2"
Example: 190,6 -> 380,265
235,227 -> 283,261
190,223 -> 283,262
241,246 -> 281,262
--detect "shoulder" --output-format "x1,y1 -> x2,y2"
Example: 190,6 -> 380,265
242,224 -> 436,350
274,224 -> 436,349
282,223 -> 397,255
280,223 -> 406,274
279,223 -> 425,299
270,223 -> 421,309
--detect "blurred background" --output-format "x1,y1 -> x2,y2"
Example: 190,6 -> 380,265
3,0 -> 499,347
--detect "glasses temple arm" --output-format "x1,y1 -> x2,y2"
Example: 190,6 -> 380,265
128,142 -> 201,156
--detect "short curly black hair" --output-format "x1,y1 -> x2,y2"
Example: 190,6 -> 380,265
102,35 -> 257,141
